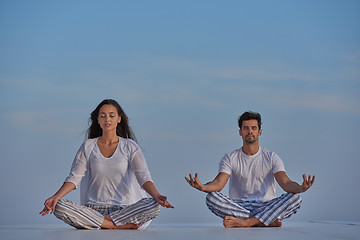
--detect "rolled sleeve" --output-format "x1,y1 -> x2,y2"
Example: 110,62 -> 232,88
128,142 -> 153,187
64,144 -> 88,187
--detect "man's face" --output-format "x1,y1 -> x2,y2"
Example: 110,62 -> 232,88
239,119 -> 262,144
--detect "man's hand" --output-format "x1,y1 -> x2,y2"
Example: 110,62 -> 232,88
185,173 -> 205,192
275,171 -> 315,194
300,174 -> 315,193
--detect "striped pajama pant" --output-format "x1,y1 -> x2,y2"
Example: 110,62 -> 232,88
54,198 -> 160,229
206,192 -> 302,226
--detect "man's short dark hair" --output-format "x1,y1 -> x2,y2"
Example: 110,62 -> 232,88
238,111 -> 262,130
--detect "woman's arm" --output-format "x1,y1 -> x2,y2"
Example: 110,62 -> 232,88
274,171 -> 315,193
185,172 -> 230,193
40,143 -> 89,216
39,182 -> 76,216
142,181 -> 174,208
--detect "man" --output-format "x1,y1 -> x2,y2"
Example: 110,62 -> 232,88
185,111 -> 315,228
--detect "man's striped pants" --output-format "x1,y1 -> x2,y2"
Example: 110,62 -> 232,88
54,198 -> 160,229
206,192 -> 302,226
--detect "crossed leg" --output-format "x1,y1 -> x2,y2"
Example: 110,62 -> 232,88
206,192 -> 301,228
54,198 -> 160,230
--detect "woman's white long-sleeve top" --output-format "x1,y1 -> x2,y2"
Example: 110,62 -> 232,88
64,137 -> 153,207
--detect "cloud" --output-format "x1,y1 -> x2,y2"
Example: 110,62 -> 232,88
213,64 -> 320,82
1,54 -> 359,117
130,56 -> 359,115
230,86 -> 360,115
2,109 -> 85,134
277,91 -> 360,114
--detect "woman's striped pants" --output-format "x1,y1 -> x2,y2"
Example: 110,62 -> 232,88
206,192 -> 302,226
53,198 -> 160,229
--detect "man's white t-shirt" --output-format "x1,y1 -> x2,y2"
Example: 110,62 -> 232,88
65,137 -> 153,207
219,147 -> 285,201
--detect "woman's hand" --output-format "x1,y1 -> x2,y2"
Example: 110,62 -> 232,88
39,182 -> 76,216
142,181 -> 174,208
154,195 -> 174,208
39,196 -> 59,216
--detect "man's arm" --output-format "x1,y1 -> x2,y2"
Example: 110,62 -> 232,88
274,171 -> 315,194
185,172 -> 230,193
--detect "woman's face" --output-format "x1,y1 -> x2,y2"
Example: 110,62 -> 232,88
97,104 -> 121,132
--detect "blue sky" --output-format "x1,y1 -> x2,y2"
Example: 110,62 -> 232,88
0,1 -> 359,225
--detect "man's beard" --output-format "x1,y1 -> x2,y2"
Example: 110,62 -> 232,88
244,134 -> 257,144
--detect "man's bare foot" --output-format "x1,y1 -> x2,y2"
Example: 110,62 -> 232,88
223,216 -> 282,228
223,216 -> 258,228
254,219 -> 282,228
268,219 -> 282,227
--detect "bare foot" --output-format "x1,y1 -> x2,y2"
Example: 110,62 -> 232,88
223,216 -> 282,228
113,223 -> 139,230
269,219 -> 282,227
101,215 -> 139,230
223,216 -> 255,228
254,219 -> 282,228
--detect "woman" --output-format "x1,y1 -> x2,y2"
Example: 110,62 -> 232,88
40,99 -> 173,229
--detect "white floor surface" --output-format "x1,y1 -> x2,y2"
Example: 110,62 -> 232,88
1,221 -> 359,240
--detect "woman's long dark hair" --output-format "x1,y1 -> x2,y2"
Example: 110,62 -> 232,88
87,99 -> 137,142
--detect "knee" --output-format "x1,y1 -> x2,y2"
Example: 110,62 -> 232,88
139,198 -> 161,221
293,193 -> 302,205
140,198 -> 161,212
53,199 -> 69,221
56,198 -> 66,205
154,204 -> 161,215
205,192 -> 214,204
206,191 -> 222,200
54,199 -> 66,214
284,193 -> 302,205
206,192 -> 222,207
151,199 -> 161,213
290,193 -> 301,202
54,199 -> 75,217
140,197 -> 158,205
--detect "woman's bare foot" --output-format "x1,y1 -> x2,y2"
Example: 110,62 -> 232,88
101,215 -> 139,230
113,223 -> 139,230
